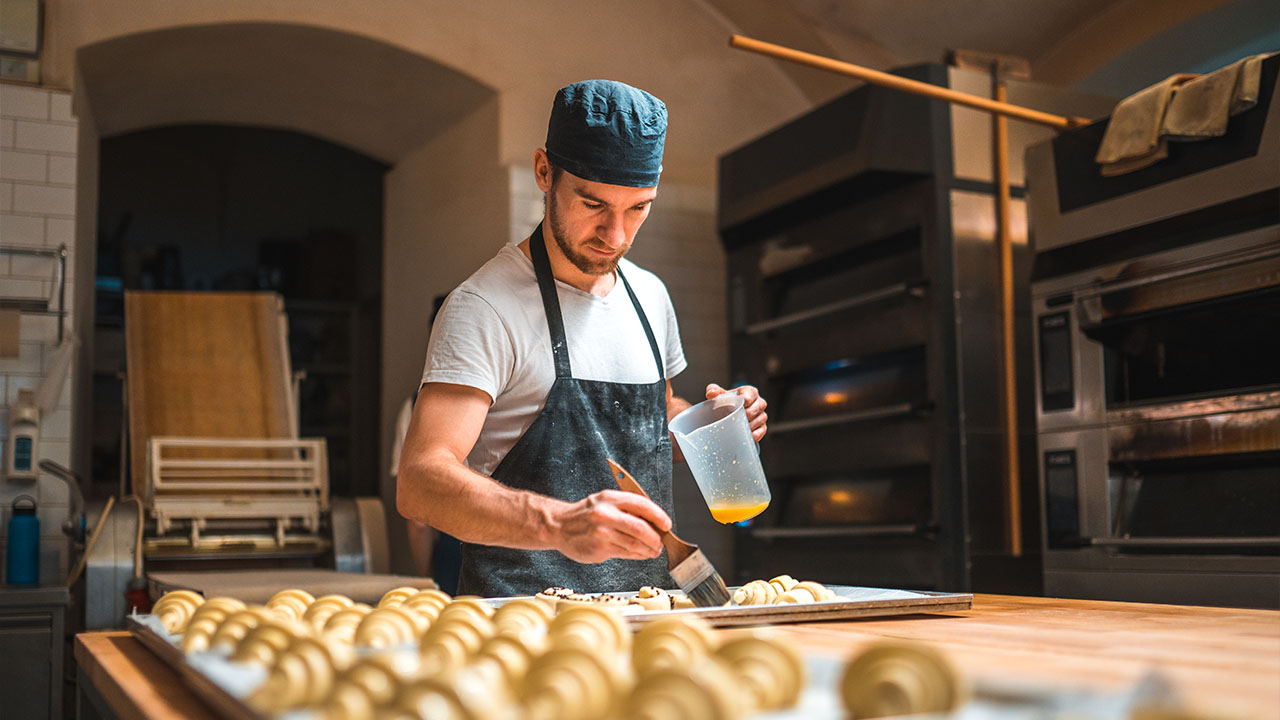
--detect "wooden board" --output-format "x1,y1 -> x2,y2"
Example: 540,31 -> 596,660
125,291 -> 296,494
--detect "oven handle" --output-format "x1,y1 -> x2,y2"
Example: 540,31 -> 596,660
744,280 -> 926,336
768,401 -> 931,435
1073,243 -> 1280,327
750,524 -> 924,540
1088,537 -> 1280,548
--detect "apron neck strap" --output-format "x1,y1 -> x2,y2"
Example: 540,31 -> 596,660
616,267 -> 665,381
529,222 -> 666,382
530,222 -> 573,378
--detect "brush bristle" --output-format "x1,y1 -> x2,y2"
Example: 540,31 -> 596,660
670,547 -> 732,607
685,571 -> 732,607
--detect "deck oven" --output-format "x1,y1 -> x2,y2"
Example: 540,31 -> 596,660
1026,54 -> 1280,608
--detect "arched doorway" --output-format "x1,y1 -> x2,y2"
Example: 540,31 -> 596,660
72,22 -> 499,534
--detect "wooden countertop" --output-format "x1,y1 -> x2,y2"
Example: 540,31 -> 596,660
75,594 -> 1280,720
771,594 -> 1280,719
76,631 -> 220,720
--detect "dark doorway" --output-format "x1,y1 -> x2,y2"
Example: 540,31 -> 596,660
93,125 -> 387,499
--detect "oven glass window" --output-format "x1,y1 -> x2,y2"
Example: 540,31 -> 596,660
1094,290 -> 1280,407
1107,454 -> 1280,550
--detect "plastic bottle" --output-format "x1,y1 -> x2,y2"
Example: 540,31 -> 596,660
6,495 -> 39,585
5,388 -> 40,481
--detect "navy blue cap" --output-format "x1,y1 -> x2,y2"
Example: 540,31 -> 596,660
545,79 -> 666,188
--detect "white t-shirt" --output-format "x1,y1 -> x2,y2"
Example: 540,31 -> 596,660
421,243 -> 687,476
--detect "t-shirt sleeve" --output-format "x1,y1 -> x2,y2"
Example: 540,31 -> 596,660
420,289 -> 513,404
660,285 -> 687,380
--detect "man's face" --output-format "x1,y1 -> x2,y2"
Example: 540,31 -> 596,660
545,168 -> 657,276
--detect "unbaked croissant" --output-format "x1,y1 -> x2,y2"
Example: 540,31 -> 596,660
626,656 -> 744,720
732,579 -> 778,606
631,615 -> 717,677
303,594 -> 354,631
152,590 -> 204,634
549,605 -> 631,657
376,585 -> 421,608
521,647 -> 629,720
715,630 -> 805,712
840,640 -> 966,718
266,588 -> 315,621
493,598 -> 554,636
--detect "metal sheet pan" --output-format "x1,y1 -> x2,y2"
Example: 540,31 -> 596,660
128,615 -> 263,720
126,585 -> 973,720
487,585 -> 972,628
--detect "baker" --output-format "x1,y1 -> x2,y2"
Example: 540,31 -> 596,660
396,80 -> 769,597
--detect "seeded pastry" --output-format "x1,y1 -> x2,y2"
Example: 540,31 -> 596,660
535,586 -> 577,611
591,593 -> 634,613
630,586 -> 675,611
551,592 -> 598,611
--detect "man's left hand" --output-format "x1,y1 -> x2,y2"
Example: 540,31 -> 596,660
706,383 -> 768,442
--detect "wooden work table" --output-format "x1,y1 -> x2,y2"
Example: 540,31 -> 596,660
74,594 -> 1280,720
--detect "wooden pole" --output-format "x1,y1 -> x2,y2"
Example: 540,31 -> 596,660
729,34 -> 1092,131
993,74 -> 1023,557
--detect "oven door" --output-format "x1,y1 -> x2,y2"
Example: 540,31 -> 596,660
1035,231 -> 1280,607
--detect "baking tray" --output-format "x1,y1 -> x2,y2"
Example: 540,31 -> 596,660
492,585 -> 972,627
126,585 -> 973,720
128,614 -> 264,720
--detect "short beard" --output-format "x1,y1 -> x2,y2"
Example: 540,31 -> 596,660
547,183 -> 625,276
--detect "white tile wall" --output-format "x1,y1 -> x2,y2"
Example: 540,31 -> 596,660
47,154 -> 76,185
0,84 -> 77,585
12,182 -> 75,215
13,120 -> 76,154
49,93 -> 73,123
1,213 -> 43,243
45,217 -> 74,247
0,84 -> 49,120
1,149 -> 48,182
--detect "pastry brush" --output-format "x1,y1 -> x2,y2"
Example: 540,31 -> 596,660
607,458 -> 732,607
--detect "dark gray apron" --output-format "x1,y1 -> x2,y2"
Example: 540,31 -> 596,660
456,222 -> 674,597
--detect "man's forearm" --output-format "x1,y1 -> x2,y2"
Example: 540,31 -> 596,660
396,450 -> 565,550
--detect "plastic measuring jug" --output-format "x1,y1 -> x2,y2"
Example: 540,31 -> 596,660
669,391 -> 771,523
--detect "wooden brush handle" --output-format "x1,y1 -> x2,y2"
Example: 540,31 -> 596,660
608,458 -> 649,498
607,459 -> 694,564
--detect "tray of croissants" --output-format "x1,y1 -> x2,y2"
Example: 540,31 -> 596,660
129,577 -> 972,719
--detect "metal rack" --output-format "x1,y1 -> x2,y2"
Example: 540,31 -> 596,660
0,244 -> 68,342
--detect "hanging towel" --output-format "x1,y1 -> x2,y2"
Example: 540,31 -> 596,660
1095,74 -> 1181,175
1096,52 -> 1274,177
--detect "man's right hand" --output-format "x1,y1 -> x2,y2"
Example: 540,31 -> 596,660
550,490 -> 672,564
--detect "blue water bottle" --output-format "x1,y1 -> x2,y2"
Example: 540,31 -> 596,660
6,495 -> 39,585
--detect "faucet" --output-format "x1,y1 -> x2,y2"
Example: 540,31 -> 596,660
37,459 -> 86,543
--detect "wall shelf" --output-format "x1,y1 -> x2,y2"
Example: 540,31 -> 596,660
0,244 -> 68,343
